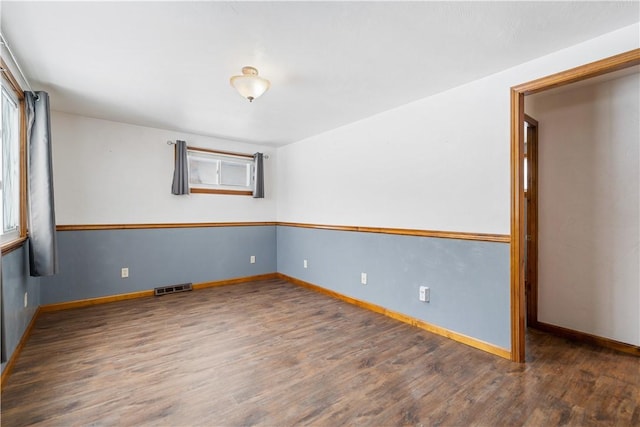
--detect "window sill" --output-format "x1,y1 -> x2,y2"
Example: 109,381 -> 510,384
190,188 -> 253,196
1,236 -> 27,255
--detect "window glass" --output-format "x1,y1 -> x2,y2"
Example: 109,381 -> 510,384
1,84 -> 20,242
220,161 -> 250,187
187,148 -> 254,193
189,154 -> 219,186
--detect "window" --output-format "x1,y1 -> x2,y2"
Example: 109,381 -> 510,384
187,147 -> 255,195
1,68 -> 25,246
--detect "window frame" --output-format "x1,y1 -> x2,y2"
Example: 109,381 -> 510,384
186,146 -> 255,196
0,59 -> 28,254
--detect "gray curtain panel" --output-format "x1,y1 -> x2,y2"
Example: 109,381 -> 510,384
25,91 -> 58,277
253,152 -> 264,198
171,140 -> 189,195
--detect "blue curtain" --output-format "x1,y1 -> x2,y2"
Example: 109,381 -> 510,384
253,152 -> 264,198
171,140 -> 189,195
25,91 -> 58,277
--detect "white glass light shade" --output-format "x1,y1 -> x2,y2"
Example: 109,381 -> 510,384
230,66 -> 270,102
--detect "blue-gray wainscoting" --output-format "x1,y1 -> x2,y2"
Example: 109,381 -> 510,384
2,243 -> 41,374
40,226 -> 277,305
15,224 -> 509,361
276,226 -> 510,350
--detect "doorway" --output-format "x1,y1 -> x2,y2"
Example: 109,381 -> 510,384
509,48 -> 640,362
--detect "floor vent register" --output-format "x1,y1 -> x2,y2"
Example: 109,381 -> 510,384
154,283 -> 193,296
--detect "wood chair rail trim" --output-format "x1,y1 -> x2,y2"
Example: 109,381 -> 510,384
56,222 -> 510,243
55,222 -> 278,231
278,222 -> 510,242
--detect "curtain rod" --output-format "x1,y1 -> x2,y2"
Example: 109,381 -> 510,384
167,140 -> 269,159
0,32 -> 39,99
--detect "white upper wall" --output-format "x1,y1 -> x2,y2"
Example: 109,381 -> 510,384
276,24 -> 640,235
51,112 -> 277,224
49,24 -> 639,230
527,71 -> 639,346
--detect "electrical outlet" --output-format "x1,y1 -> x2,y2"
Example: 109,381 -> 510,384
24,292 -> 28,308
121,267 -> 129,278
250,255 -> 256,264
303,259 -> 308,269
361,272 -> 367,285
419,286 -> 430,302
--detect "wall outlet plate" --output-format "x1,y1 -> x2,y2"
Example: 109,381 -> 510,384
303,259 -> 308,268
121,267 -> 129,278
419,286 -> 430,302
361,272 -> 367,285
250,255 -> 256,264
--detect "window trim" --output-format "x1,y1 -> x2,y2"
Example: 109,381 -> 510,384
0,59 -> 28,254
185,146 -> 255,196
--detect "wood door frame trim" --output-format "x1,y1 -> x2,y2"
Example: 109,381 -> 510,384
524,115 -> 539,328
1,59 -> 29,247
510,48 -> 640,362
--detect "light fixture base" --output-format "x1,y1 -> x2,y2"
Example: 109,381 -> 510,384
241,66 -> 259,76
230,66 -> 271,102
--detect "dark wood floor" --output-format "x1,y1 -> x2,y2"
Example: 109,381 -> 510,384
2,279 -> 638,426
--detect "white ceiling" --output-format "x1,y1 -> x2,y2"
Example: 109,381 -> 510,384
2,1 -> 638,146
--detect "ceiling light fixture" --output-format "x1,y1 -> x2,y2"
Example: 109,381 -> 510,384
230,66 -> 270,102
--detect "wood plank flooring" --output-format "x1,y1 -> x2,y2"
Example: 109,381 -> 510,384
1,279 -> 638,426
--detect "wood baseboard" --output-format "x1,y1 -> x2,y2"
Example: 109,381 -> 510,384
277,273 -> 511,360
531,321 -> 639,357
192,273 -> 279,290
1,307 -> 41,388
40,289 -> 155,312
40,273 -> 280,312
